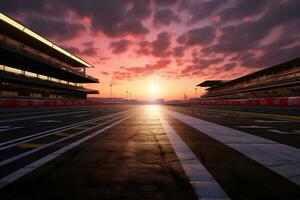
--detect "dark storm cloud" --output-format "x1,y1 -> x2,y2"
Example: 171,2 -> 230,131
153,0 -> 179,7
0,0 -> 65,17
127,0 -> 152,20
172,46 -> 185,58
26,16 -> 85,42
110,39 -> 132,54
192,57 -> 224,69
151,32 -> 172,57
180,0 -> 227,24
210,0 -> 300,54
221,62 -> 236,71
63,46 -> 81,55
217,0 -> 268,24
181,57 -> 224,77
112,59 -> 172,80
177,26 -> 216,47
64,42 -> 98,57
61,0 -> 150,37
135,32 -> 172,57
0,0 -> 150,38
153,8 -> 181,27
125,59 -> 171,76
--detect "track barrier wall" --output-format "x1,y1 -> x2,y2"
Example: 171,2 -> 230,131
188,97 -> 300,107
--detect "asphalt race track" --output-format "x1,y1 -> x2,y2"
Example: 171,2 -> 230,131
0,105 -> 299,200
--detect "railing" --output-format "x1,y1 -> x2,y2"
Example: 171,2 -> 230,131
205,67 -> 300,97
0,34 -> 97,81
0,64 -> 83,87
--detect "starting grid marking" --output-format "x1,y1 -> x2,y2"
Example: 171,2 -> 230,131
166,110 -> 300,186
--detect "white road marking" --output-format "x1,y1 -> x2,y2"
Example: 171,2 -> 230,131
72,114 -> 90,118
268,130 -> 300,134
0,113 -> 134,189
0,114 -> 130,166
0,126 -> 10,129
237,125 -> 271,129
238,115 -> 249,118
255,120 -> 289,123
0,127 -> 24,132
0,111 -> 128,150
0,107 -> 112,123
159,114 -> 230,200
36,120 -> 61,123
166,110 -> 300,186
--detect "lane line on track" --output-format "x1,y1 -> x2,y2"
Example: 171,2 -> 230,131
0,107 -> 113,123
0,112 -> 135,189
72,114 -> 90,118
0,127 -> 24,132
159,113 -> 230,200
166,109 -> 300,186
185,107 -> 300,121
0,106 -> 98,118
36,120 -> 61,123
0,110 -> 128,150
0,113 -> 131,166
268,129 -> 300,135
236,125 -> 271,129
254,120 -> 288,123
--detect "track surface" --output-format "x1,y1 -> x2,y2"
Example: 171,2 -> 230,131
0,105 -> 299,200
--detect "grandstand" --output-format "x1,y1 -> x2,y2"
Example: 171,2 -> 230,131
198,58 -> 300,100
0,13 -> 99,100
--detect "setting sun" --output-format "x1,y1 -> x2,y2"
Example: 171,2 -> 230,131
148,82 -> 161,98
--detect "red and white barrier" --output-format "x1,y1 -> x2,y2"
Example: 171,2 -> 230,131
0,99 -> 112,108
189,97 -> 300,107
1,97 -> 300,108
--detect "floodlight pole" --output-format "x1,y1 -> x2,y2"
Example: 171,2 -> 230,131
110,84 -> 113,98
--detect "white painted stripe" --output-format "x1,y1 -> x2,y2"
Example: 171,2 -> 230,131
72,114 -> 90,118
236,125 -> 271,129
0,113 -> 134,189
0,126 -> 10,129
255,120 -> 288,123
159,114 -> 230,200
0,126 -> 24,132
0,107 -> 113,123
166,110 -> 300,186
268,130 -> 300,134
0,114 -> 130,166
36,120 -> 61,123
0,110 -> 128,150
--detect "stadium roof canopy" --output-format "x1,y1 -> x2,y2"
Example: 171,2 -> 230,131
0,13 -> 92,68
197,80 -> 225,87
198,57 -> 300,90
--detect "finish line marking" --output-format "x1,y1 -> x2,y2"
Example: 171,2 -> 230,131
166,110 -> 300,186
159,113 -> 230,200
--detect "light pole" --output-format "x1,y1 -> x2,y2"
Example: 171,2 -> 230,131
195,87 -> 198,98
109,84 -> 113,98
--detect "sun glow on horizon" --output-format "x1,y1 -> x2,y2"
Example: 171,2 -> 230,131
148,82 -> 161,99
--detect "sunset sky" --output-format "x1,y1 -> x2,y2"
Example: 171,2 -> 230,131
1,0 -> 299,100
